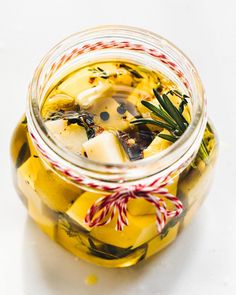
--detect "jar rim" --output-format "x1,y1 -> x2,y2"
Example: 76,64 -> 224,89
26,25 -> 207,183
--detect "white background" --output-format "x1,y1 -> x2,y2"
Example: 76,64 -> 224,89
0,0 -> 236,294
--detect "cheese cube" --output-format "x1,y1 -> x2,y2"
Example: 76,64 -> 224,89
18,156 -> 82,212
28,192 -> 58,240
143,130 -> 172,158
45,119 -> 87,155
41,94 -> 75,118
91,213 -> 157,248
83,131 -> 125,163
146,222 -> 180,258
66,191 -> 103,231
128,175 -> 179,216
66,191 -> 158,248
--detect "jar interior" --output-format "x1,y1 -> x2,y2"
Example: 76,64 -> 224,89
41,59 -> 193,163
28,26 -> 206,182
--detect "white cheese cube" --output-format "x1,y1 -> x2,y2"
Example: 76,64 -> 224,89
83,131 -> 125,163
45,119 -> 87,155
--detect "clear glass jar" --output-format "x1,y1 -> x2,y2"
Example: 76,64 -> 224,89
10,25 -> 218,268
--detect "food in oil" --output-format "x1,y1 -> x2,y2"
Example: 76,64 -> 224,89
11,60 -> 217,267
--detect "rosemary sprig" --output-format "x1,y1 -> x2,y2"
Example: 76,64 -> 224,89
132,88 -> 189,139
131,88 -> 210,162
166,90 -> 189,114
131,118 -> 175,131
153,89 -> 188,131
141,100 -> 177,128
158,133 -> 176,143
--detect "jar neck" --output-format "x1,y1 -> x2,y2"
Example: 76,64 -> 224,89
26,25 -> 207,185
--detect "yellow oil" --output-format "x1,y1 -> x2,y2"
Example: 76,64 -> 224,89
85,274 -> 98,286
41,61 -> 191,162
10,60 -> 217,267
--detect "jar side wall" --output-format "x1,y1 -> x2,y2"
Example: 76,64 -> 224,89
177,121 -> 218,229
10,116 -> 218,267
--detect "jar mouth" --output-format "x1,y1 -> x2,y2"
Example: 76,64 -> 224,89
27,25 -> 207,182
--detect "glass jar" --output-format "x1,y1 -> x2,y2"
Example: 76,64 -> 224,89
10,25 -> 218,268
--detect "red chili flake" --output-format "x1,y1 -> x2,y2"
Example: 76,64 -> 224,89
89,77 -> 96,84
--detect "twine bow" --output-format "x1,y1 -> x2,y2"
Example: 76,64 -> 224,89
85,175 -> 183,233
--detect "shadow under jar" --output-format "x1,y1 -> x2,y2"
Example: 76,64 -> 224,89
10,26 -> 218,268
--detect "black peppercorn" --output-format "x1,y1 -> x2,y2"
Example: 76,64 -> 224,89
100,111 -> 110,121
117,104 -> 126,115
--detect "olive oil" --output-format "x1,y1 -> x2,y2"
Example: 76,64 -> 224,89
10,60 -> 217,267
41,61 -> 190,162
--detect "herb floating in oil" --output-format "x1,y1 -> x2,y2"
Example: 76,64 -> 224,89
119,63 -> 143,79
131,88 -> 210,162
88,237 -> 147,261
88,67 -> 110,79
60,215 -> 146,260
21,117 -> 27,125
88,237 -> 135,260
16,142 -> 30,168
42,61 -> 211,164
131,89 -> 189,141
48,110 -> 96,139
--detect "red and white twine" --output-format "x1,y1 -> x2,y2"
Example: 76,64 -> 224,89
40,40 -> 191,96
84,175 -> 183,232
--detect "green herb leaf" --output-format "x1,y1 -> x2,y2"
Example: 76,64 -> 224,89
97,67 -> 104,72
131,118 -> 174,131
162,94 -> 188,131
88,237 -> 134,260
141,101 -> 177,129
119,63 -> 143,79
178,97 -> 188,114
158,133 -> 177,143
130,69 -> 143,79
16,142 -> 30,168
198,140 -> 209,161
21,117 -> 27,124
131,88 -> 191,146
153,89 -> 188,131
48,110 -> 96,140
